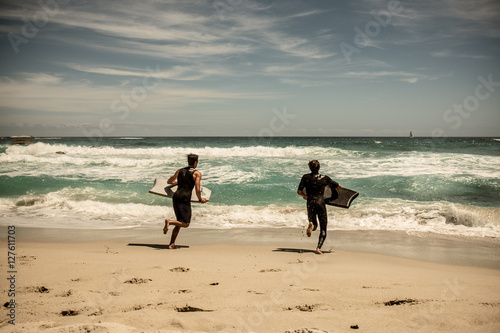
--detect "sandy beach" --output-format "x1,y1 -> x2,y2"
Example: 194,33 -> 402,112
1,227 -> 499,333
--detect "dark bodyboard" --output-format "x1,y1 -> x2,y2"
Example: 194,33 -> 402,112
303,185 -> 359,209
324,186 -> 359,208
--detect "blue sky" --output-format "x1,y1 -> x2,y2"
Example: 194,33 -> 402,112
0,0 -> 499,137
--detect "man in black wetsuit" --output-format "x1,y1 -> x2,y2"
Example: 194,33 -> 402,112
163,153 -> 207,249
297,160 -> 341,254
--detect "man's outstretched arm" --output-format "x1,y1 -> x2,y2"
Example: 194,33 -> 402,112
167,169 -> 180,184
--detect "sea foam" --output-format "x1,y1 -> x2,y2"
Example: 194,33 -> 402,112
1,138 -> 499,238
3,189 -> 499,237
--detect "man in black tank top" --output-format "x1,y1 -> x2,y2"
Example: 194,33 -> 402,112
163,154 -> 207,249
297,160 -> 341,254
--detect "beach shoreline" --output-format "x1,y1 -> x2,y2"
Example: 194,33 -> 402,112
3,226 -> 499,269
1,226 -> 499,332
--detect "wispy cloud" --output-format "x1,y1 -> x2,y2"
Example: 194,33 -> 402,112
264,31 -> 337,59
342,71 -> 432,84
52,7 -> 219,43
387,0 -> 500,39
64,64 -> 226,81
19,72 -> 64,84
279,78 -> 331,88
288,9 -> 331,19
430,50 -> 491,59
0,72 -> 280,114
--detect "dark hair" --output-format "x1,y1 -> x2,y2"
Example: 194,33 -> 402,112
308,160 -> 320,173
187,153 -> 198,166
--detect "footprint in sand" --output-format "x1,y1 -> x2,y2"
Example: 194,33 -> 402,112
60,310 -> 78,316
123,278 -> 152,284
170,267 -> 190,272
27,286 -> 50,293
59,290 -> 74,297
175,305 -> 213,312
259,268 -> 282,273
285,328 -> 330,333
176,289 -> 191,293
383,298 -> 419,306
104,245 -> 118,254
19,255 -> 37,265
286,304 -> 322,312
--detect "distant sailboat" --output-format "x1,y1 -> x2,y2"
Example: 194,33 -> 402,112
409,131 -> 414,138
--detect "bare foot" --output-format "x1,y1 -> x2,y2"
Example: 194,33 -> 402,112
163,219 -> 170,234
306,222 -> 313,237
315,248 -> 323,255
168,243 -> 177,249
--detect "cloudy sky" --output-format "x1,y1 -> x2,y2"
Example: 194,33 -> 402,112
0,0 -> 499,137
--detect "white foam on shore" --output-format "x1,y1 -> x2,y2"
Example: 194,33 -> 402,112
1,141 -> 499,239
2,191 -> 499,238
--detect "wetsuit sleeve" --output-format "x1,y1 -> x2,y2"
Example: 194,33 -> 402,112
326,176 -> 339,189
298,175 -> 307,191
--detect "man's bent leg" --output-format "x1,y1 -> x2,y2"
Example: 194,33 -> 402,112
168,222 -> 189,249
306,204 -> 318,237
163,219 -> 170,234
307,222 -> 314,237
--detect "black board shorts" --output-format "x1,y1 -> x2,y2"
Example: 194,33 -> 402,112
173,198 -> 191,223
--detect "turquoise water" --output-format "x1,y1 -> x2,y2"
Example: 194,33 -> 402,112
0,137 -> 499,237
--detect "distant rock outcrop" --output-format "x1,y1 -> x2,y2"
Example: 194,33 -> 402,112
11,140 -> 33,145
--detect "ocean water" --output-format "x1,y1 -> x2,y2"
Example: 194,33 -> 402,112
0,137 -> 499,238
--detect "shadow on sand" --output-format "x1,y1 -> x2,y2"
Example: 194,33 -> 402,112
272,247 -> 332,254
127,243 -> 190,250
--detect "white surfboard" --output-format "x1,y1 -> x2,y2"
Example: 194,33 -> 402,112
149,178 -> 211,202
